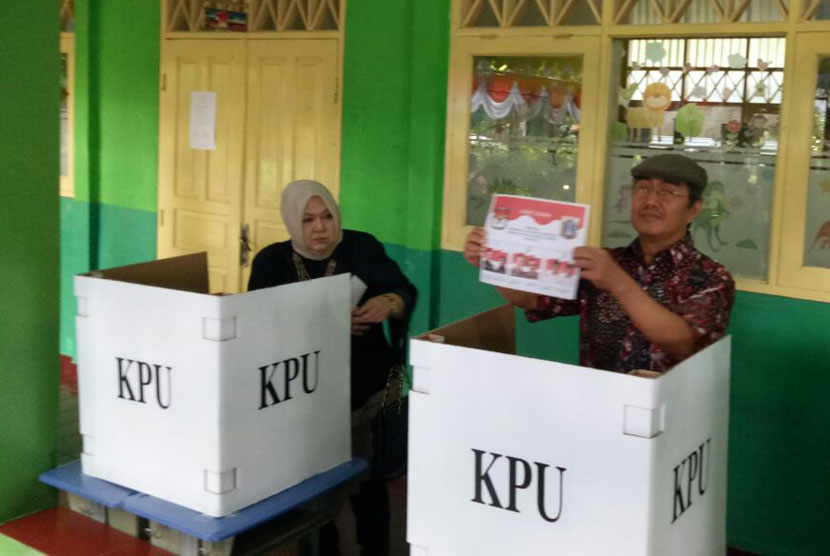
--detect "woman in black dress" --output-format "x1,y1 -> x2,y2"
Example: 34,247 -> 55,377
248,179 -> 416,556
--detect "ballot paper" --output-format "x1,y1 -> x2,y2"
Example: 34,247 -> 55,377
350,275 -> 367,308
480,194 -> 590,300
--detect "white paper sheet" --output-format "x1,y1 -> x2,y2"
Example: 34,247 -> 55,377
350,275 -> 367,308
189,91 -> 217,151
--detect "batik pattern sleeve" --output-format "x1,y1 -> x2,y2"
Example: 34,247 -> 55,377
525,292 -> 581,322
674,263 -> 736,352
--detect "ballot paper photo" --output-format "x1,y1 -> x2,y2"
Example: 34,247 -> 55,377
480,195 -> 590,300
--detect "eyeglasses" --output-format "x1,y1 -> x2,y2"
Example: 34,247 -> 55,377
632,180 -> 689,200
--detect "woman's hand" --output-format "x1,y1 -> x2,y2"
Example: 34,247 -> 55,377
463,227 -> 486,267
351,295 -> 393,335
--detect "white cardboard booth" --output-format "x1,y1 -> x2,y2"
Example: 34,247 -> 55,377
407,305 -> 730,556
75,253 -> 351,517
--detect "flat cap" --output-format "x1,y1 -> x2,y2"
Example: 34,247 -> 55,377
631,154 -> 708,195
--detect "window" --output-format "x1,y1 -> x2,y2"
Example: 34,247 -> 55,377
803,0 -> 830,20
466,55 -> 583,227
163,0 -> 341,32
602,37 -> 785,281
442,35 -> 602,249
803,56 -> 830,270
615,0 -> 787,24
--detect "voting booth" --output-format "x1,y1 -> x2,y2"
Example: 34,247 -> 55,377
75,253 -> 351,517
407,305 -> 730,556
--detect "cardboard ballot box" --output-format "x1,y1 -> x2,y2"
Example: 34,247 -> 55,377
407,305 -> 730,556
75,253 -> 351,517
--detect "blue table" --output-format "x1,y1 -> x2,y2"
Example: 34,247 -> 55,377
40,459 -> 368,542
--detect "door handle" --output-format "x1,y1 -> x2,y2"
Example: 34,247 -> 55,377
240,224 -> 252,268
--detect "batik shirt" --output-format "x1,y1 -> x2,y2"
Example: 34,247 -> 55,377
526,234 -> 735,373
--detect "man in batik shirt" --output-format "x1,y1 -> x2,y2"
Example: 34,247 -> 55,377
464,154 -> 735,373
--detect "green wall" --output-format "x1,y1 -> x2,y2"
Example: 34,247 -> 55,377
60,0 -> 159,356
726,293 -> 830,555
341,0 -> 449,333
50,1 -> 830,553
94,2 -> 160,212
0,3 -> 60,522
341,0 -> 447,253
340,2 -> 413,245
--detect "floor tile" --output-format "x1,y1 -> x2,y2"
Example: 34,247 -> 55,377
0,533 -> 45,555
0,508 -> 171,556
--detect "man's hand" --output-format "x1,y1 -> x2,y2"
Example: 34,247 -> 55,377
575,246 -> 696,361
463,227 -> 486,267
351,295 -> 392,335
573,247 -> 633,294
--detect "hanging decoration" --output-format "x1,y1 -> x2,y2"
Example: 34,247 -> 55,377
727,53 -> 747,69
645,41 -> 667,63
754,82 -> 767,97
470,76 -> 581,124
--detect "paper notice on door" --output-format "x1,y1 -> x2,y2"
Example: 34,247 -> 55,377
189,91 -> 217,150
480,194 -> 590,300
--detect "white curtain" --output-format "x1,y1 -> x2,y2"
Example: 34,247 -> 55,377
471,78 -> 580,123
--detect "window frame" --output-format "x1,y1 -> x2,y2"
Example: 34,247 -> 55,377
777,31 -> 830,297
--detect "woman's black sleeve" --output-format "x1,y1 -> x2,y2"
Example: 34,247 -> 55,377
247,247 -> 290,292
362,235 -> 417,320
357,234 -> 417,365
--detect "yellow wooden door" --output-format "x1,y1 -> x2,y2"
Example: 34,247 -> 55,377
158,39 -> 246,293
241,39 -> 340,288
